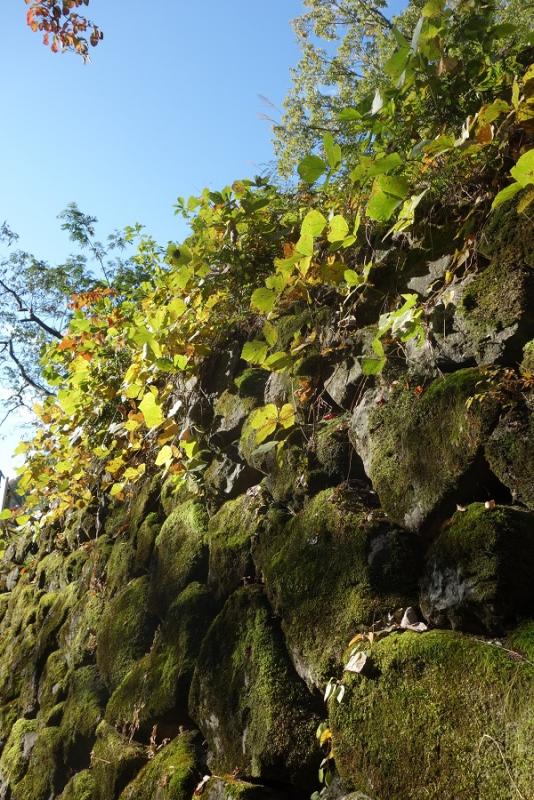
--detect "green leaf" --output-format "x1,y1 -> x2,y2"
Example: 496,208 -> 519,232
337,107 -> 361,121
362,357 -> 386,376
491,181 -> 523,210
422,0 -> 443,17
0,510 -> 12,521
241,340 -> 268,365
510,149 -> 534,187
323,132 -> 342,170
378,175 -> 409,199
344,269 -> 362,287
366,190 -> 402,222
251,288 -> 276,314
295,232 -> 314,257
263,351 -> 292,371
301,209 -> 327,237
139,392 -> 164,428
298,155 -> 327,183
328,215 -> 350,243
263,320 -> 278,347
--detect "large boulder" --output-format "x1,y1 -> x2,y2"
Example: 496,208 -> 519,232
350,369 -> 501,530
150,500 -> 209,612
106,582 -> 215,738
329,627 -> 534,800
189,586 -> 320,792
420,503 -> 534,632
485,393 -> 534,510
118,730 -> 201,800
96,576 -> 156,691
253,488 -> 421,688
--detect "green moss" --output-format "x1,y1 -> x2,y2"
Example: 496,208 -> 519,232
421,503 -> 534,631
313,416 -> 352,481
35,551 -> 68,592
59,592 -> 105,670
189,586 -> 320,791
60,666 -> 106,752
485,397 -> 534,510
150,500 -> 208,612
479,202 -> 534,268
90,721 -> 146,800
203,777 -> 280,798
366,368 -> 499,529
38,650 -> 69,714
11,726 -> 63,800
253,488 -> 421,686
96,576 -> 156,691
213,390 -> 257,439
508,620 -> 534,661
235,368 -> 269,399
329,629 -> 534,800
208,493 -> 264,602
160,474 -> 199,517
57,769 -> 96,800
0,718 -> 39,786
105,539 -> 136,596
134,512 -> 160,572
522,339 -> 534,373
106,583 -> 215,737
118,730 -> 199,800
458,259 -> 531,342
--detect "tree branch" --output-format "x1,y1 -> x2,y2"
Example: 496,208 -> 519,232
0,339 -> 53,396
0,278 -> 63,339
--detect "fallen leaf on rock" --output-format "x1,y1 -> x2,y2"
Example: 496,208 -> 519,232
344,651 -> 368,673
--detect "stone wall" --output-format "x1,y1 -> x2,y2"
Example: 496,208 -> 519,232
0,206 -> 532,800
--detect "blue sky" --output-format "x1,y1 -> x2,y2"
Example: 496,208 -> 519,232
0,0 -> 405,479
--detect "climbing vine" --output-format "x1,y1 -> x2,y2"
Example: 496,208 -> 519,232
2,1 -> 533,543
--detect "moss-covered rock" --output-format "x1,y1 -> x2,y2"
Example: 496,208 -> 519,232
522,338 -> 534,373
59,591 -> 104,669
235,368 -> 269,400
454,257 -> 534,365
253,488 -> 421,687
10,725 -> 63,800
105,539 -> 136,596
57,769 -> 96,800
485,394 -> 534,510
213,390 -> 257,445
420,503 -> 534,632
329,629 -> 534,800
208,492 -> 264,602
202,776 -> 285,799
351,369 -> 500,530
189,586 -> 320,791
134,511 -> 160,572
60,666 -> 106,760
118,730 -> 200,800
150,500 -> 208,612
38,650 -> 69,715
106,583 -> 215,738
90,721 -> 146,800
0,718 -> 39,789
96,576 -> 156,691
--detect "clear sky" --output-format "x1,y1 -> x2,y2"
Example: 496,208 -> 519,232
0,0 -> 405,481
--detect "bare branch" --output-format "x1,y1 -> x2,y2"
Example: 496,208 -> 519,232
0,278 -> 63,339
0,339 -> 53,396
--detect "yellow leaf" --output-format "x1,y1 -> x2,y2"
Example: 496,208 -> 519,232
278,403 -> 296,429
139,392 -> 164,428
109,483 -> 125,499
319,728 -> 332,747
155,445 -> 174,466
